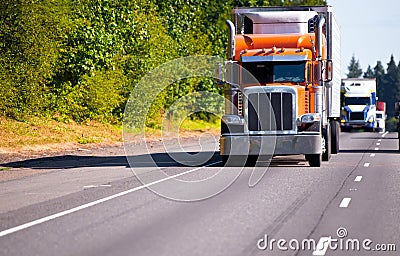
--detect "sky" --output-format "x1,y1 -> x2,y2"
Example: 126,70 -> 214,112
327,0 -> 400,77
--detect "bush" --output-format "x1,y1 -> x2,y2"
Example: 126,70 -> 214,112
386,117 -> 399,132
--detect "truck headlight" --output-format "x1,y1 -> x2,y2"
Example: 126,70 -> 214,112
221,115 -> 244,134
300,114 -> 321,124
297,114 -> 321,132
221,115 -> 244,125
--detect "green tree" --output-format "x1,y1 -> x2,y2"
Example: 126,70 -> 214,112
383,55 -> 400,116
374,60 -> 386,96
363,65 -> 374,78
373,61 -> 386,101
346,55 -> 363,78
0,0 -> 71,119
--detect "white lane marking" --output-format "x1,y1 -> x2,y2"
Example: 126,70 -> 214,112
83,184 -> 112,189
363,163 -> 370,167
354,176 -> 363,182
382,131 -> 389,137
374,147 -> 379,150
83,185 -> 97,189
378,139 -> 382,142
313,237 -> 331,255
376,143 -> 381,146
370,153 -> 375,157
0,161 -> 221,238
339,198 -> 352,208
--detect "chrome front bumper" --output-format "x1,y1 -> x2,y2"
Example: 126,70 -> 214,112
220,133 -> 322,156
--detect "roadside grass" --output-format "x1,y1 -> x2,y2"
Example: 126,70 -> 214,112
0,116 -> 219,153
0,116 -> 122,152
180,118 -> 219,132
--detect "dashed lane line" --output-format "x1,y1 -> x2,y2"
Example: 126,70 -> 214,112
339,198 -> 352,208
354,176 -> 363,182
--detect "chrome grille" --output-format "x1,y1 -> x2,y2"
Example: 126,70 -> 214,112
247,92 -> 293,131
349,112 -> 364,121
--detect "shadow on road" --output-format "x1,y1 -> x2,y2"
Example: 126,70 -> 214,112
339,149 -> 400,154
2,151 -> 314,169
348,137 -> 395,140
3,152 -> 222,169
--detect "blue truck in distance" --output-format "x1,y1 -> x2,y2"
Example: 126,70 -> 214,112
340,78 -> 377,132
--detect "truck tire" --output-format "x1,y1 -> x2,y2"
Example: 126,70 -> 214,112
307,154 -> 321,167
322,124 -> 331,161
330,120 -> 340,154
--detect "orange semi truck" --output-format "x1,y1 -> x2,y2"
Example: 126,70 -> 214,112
219,6 -> 341,167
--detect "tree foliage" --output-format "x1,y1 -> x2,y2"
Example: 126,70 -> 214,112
0,0 -> 326,123
363,65 -> 374,78
346,55 -> 363,78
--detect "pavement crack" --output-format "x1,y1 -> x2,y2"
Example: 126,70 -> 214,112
242,191 -> 311,256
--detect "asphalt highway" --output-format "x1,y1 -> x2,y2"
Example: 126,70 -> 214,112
0,131 -> 399,256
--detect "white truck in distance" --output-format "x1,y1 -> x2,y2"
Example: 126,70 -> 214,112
340,78 -> 377,132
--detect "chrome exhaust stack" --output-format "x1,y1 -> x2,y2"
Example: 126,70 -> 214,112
226,20 -> 235,60
314,14 -> 326,117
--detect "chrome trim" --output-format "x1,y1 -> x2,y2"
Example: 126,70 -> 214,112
240,55 -> 308,62
220,133 -> 322,155
316,14 -> 325,59
226,20 -> 235,60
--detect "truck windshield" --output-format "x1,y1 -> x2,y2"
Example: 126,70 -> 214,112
344,97 -> 370,105
242,61 -> 305,84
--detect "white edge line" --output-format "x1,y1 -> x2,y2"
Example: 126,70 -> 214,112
354,176 -> 363,182
382,131 -> 389,137
0,161 -> 221,237
339,197 -> 352,208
